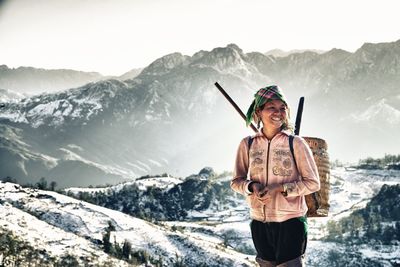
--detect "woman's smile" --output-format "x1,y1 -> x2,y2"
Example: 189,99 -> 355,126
271,116 -> 282,122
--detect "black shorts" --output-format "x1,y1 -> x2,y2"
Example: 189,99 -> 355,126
250,217 -> 307,265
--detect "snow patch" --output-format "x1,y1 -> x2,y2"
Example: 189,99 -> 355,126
351,99 -> 400,124
0,111 -> 28,123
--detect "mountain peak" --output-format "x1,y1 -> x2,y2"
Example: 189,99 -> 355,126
359,42 -> 376,51
324,48 -> 351,55
320,48 -> 351,61
190,44 -> 243,60
226,43 -> 243,53
190,44 -> 249,72
140,52 -> 189,76
209,44 -> 244,57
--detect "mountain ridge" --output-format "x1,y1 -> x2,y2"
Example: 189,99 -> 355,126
1,40 -> 400,186
0,65 -> 144,94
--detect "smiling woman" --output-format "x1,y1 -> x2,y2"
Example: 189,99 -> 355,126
231,85 -> 320,267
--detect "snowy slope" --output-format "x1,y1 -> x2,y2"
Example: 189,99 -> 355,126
178,168 -> 400,265
0,181 -> 254,266
307,167 -> 400,240
64,167 -> 400,266
1,167 -> 399,266
65,174 -> 184,195
0,202 -> 129,266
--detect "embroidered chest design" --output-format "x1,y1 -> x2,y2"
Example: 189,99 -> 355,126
249,148 -> 265,174
272,148 -> 293,176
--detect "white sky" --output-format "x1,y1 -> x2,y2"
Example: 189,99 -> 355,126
0,0 -> 399,76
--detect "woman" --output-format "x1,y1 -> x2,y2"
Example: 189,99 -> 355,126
231,85 -> 320,267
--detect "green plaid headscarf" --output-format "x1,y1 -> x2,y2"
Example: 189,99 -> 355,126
245,85 -> 288,126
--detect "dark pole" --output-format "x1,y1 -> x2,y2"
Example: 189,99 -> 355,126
214,82 -> 258,133
294,97 -> 304,136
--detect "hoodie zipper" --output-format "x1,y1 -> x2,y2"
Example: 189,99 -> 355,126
262,139 -> 272,221
266,139 -> 271,186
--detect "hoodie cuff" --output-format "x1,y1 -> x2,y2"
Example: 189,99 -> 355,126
245,181 -> 255,195
283,182 -> 296,197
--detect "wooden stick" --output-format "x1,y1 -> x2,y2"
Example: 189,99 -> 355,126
214,82 -> 258,133
294,97 -> 305,136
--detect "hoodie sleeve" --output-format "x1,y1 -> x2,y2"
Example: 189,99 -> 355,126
231,137 -> 253,196
284,136 -> 320,197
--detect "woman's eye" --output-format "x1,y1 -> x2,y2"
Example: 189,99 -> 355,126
280,108 -> 286,112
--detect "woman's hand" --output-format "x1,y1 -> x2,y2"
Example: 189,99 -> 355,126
266,183 -> 284,194
254,183 -> 284,201
250,182 -> 268,199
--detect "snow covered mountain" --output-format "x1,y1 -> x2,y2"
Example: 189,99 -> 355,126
1,167 -> 399,266
0,40 -> 400,187
0,179 -> 254,266
67,167 -> 399,266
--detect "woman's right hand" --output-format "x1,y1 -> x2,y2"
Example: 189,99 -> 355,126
251,182 -> 269,199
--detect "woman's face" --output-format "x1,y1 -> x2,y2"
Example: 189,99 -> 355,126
257,99 -> 288,130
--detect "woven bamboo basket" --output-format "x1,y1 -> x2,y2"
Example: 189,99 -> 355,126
303,137 -> 330,217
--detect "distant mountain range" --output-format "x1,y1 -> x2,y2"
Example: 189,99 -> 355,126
0,40 -> 399,187
265,48 -> 326,57
0,65 -> 143,94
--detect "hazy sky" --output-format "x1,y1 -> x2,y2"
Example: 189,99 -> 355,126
0,0 -> 399,75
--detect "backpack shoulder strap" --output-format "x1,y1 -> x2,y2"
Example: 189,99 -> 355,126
247,135 -> 254,149
289,135 -> 298,171
247,135 -> 254,161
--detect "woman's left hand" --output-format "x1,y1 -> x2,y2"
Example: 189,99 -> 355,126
257,184 -> 284,201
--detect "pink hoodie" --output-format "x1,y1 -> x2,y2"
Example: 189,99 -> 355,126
231,130 -> 320,222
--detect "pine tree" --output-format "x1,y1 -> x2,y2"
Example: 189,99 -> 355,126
103,229 -> 112,254
50,181 -> 57,191
56,254 -> 80,267
102,221 -> 115,254
326,220 -> 343,242
36,177 -> 48,190
122,239 -> 132,260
